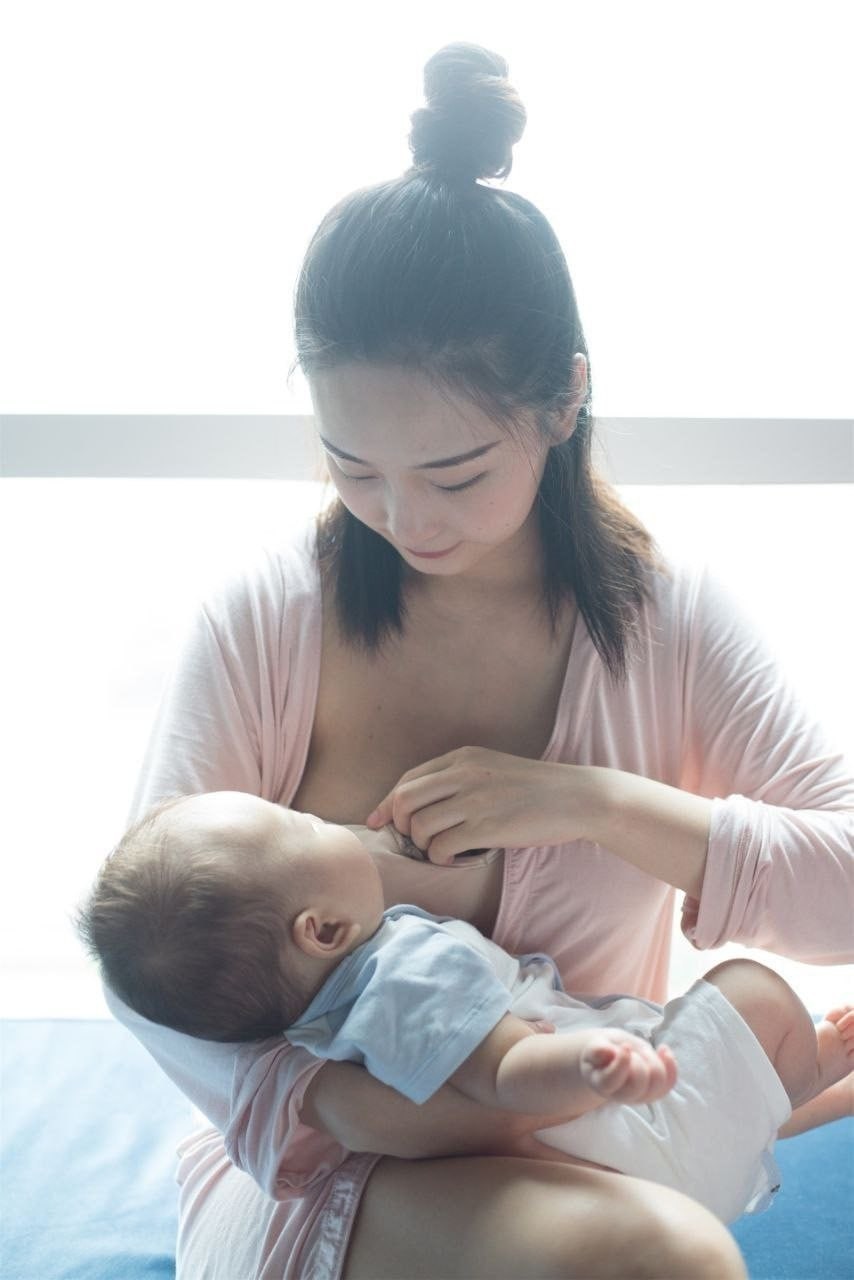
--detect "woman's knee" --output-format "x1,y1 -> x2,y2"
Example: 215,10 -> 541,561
345,1156 -> 747,1280
549,1175 -> 747,1280
643,1197 -> 746,1280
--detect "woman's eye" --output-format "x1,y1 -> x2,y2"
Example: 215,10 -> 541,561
328,457 -> 375,482
434,474 -> 486,493
333,463 -> 486,494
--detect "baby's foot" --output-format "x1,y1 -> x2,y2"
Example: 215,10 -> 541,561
815,1005 -> 854,1094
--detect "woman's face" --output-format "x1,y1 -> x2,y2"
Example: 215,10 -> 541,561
309,363 -> 567,582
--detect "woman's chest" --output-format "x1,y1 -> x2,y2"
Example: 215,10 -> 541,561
293,607 -> 574,822
290,604 -> 575,932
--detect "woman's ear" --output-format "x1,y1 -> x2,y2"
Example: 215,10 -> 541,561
292,908 -> 361,959
572,352 -> 588,400
548,354 -> 588,447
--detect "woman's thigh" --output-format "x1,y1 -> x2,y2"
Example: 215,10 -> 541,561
342,1155 -> 747,1280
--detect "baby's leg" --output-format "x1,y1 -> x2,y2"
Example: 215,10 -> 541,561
779,1075 -> 854,1138
701,958 -> 854,1111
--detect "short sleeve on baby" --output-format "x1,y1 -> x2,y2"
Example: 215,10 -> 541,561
285,909 -> 513,1103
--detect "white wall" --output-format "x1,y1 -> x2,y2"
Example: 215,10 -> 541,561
1,1 -> 852,418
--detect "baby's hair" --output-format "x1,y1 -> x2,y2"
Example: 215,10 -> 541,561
73,794 -> 308,1042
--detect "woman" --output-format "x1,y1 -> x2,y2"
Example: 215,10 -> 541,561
106,42 -> 854,1279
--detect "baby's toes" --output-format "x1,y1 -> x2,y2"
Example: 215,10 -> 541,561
826,1006 -> 854,1043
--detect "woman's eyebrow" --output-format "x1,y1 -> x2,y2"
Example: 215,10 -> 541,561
318,436 -> 502,470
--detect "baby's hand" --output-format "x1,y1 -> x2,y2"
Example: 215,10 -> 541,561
580,1030 -> 677,1104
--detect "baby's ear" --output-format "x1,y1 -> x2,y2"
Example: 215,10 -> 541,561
292,909 -> 360,958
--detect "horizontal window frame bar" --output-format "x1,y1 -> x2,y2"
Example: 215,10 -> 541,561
1,416 -> 852,484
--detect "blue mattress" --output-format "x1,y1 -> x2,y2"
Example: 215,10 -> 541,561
2,1018 -> 852,1279
2,1018 -> 192,1280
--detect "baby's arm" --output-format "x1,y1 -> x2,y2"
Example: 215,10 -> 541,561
451,1013 -> 678,1119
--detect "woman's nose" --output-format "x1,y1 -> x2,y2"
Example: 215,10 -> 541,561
384,489 -> 444,545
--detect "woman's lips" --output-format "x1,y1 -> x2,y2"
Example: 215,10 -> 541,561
404,543 -> 460,559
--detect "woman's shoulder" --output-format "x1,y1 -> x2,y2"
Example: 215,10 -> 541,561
635,551 -> 706,642
636,548 -> 785,686
641,550 -> 741,638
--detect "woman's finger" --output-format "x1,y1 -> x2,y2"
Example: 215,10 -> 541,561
408,797 -> 468,853
365,774 -> 455,835
365,752 -> 465,829
366,782 -> 414,831
420,819 -> 479,865
365,795 -> 393,830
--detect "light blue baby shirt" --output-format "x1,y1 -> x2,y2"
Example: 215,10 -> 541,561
285,904 -> 540,1103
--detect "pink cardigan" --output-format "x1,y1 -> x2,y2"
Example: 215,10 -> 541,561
105,520 -> 854,1200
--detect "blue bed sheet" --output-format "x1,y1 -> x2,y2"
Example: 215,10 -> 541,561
2,1018 -> 192,1280
731,1115 -> 854,1279
1,1018 -> 852,1279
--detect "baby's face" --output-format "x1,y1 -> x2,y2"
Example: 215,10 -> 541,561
168,791 -> 385,931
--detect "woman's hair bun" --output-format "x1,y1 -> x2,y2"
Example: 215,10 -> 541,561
407,42 -> 527,185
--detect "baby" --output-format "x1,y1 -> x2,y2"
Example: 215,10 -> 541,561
74,790 -> 854,1225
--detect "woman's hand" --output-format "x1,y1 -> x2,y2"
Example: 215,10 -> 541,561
366,747 -> 712,894
365,747 -> 600,865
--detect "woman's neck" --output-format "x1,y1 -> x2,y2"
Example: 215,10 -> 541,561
403,513 -> 548,624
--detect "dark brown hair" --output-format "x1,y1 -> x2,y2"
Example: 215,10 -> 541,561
289,42 -> 660,680
72,795 -> 307,1042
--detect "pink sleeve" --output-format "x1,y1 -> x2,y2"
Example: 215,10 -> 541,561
113,547 -> 352,1197
679,568 -> 854,962
127,555 -> 283,820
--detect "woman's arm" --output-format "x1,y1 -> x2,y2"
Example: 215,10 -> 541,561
673,566 -> 854,961
110,549 -> 351,1198
299,1056 -> 590,1160
103,980 -> 357,1197
583,769 -> 711,898
367,567 -> 854,963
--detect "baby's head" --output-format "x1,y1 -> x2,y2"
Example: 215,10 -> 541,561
74,792 -> 385,1042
